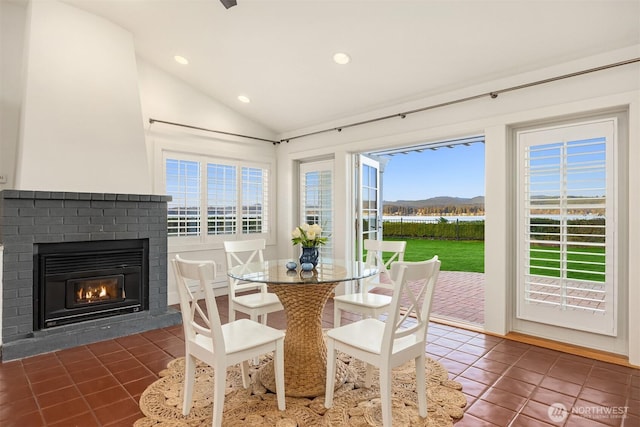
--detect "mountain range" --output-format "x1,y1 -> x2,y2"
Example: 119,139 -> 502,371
384,196 -> 484,207
383,196 -> 485,216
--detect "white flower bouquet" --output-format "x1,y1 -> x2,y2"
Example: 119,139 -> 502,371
291,223 -> 328,248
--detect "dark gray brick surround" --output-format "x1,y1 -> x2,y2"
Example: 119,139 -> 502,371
0,190 -> 180,360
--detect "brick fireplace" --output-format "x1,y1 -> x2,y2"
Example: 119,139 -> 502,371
0,190 -> 181,361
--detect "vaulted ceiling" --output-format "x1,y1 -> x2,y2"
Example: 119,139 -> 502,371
63,0 -> 640,134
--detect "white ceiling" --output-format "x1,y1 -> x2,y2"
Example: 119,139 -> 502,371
63,0 -> 640,135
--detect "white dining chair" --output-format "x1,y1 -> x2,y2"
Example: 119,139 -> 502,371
223,239 -> 283,324
324,256 -> 440,427
172,257 -> 286,427
333,239 -> 407,326
173,254 -> 212,299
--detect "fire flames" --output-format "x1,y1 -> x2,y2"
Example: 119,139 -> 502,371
77,284 -> 111,303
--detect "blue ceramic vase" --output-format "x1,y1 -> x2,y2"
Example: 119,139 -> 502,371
299,246 -> 319,267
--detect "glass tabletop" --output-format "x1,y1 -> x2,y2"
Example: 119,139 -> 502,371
227,259 -> 378,285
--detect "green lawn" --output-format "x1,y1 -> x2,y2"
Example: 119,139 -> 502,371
529,245 -> 605,282
380,238 -> 605,281
385,238 -> 485,273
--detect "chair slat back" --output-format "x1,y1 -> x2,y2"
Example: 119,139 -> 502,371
172,258 -> 225,353
224,239 -> 267,295
174,254 -> 209,299
382,256 -> 440,354
363,240 -> 407,291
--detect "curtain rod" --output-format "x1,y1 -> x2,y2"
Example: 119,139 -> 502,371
148,118 -> 281,145
281,57 -> 640,143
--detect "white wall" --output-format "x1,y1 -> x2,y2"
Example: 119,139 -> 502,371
15,0 -> 150,193
0,0 -> 279,306
136,59 -> 279,304
275,45 -> 640,365
0,1 -> 26,190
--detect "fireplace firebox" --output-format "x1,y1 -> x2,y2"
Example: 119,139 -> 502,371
68,275 -> 125,307
34,239 -> 149,329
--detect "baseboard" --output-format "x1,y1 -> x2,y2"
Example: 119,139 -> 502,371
504,331 -> 637,368
429,317 -> 637,368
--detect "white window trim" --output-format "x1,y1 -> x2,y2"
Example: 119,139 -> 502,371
163,150 -> 275,249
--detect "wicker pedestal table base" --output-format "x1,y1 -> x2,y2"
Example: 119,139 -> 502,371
259,281 -> 347,397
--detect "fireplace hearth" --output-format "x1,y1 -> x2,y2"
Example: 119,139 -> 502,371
35,239 -> 149,329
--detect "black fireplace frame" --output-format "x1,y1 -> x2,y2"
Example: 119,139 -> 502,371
34,239 -> 150,329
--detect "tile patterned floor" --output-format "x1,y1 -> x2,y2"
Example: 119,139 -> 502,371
0,296 -> 637,427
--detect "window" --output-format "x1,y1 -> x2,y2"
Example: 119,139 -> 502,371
300,160 -> 333,259
206,164 -> 236,235
359,155 -> 381,243
242,167 -> 269,234
165,153 -> 271,242
166,159 -> 201,236
517,118 -> 617,336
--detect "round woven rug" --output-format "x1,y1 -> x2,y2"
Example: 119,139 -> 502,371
134,351 -> 466,427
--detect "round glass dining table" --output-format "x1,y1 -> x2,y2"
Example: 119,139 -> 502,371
227,259 -> 378,398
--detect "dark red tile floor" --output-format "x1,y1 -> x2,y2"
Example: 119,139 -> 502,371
0,297 -> 638,426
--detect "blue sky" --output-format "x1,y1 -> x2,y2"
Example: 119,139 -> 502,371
382,143 -> 485,201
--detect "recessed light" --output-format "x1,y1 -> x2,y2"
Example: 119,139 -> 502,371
333,52 -> 350,65
238,95 -> 251,103
174,55 -> 189,65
